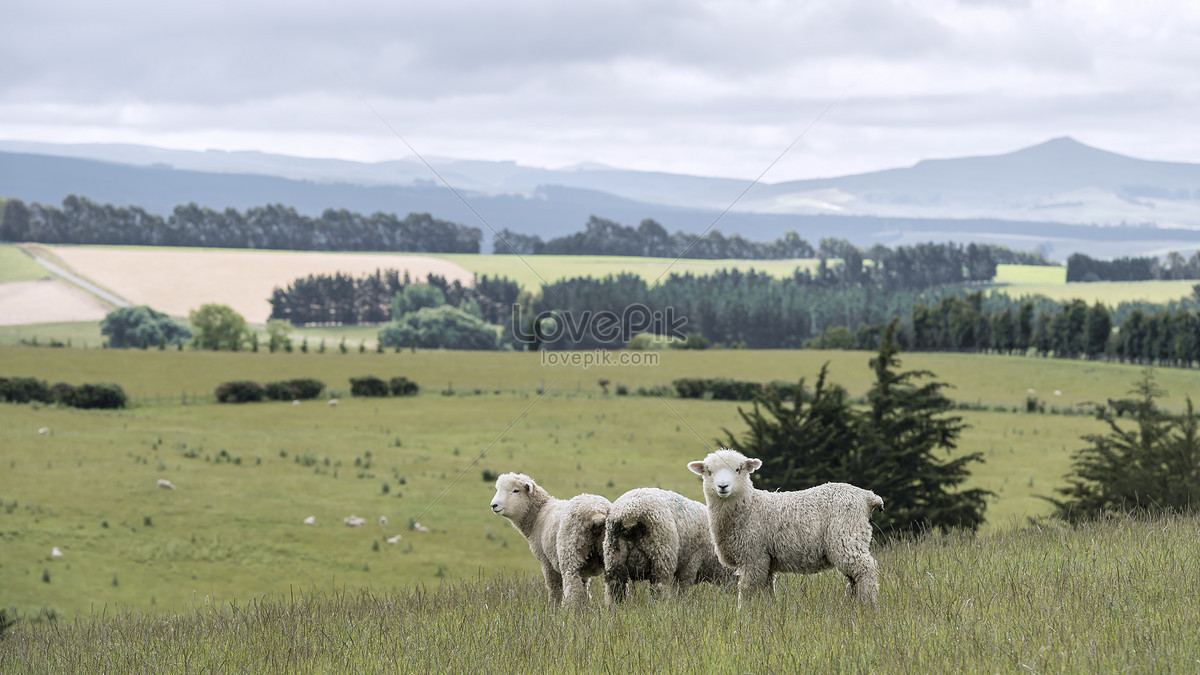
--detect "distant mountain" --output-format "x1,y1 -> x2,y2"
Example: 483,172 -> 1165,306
3,138 -> 1200,260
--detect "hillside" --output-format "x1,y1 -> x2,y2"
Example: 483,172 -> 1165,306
5,138 -> 1200,259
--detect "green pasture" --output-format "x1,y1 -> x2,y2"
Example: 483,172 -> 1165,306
0,322 -> 105,348
0,245 -> 50,283
434,253 -> 819,291
5,345 -> 1182,620
5,514 -> 1198,672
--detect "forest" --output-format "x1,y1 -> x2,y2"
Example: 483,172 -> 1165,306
0,195 -> 482,253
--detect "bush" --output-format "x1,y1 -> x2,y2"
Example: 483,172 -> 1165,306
101,305 -> 191,349
350,376 -> 390,397
215,380 -> 266,403
71,383 -> 127,409
389,376 -> 420,397
48,382 -> 77,406
378,306 -> 498,350
672,378 -> 709,399
0,377 -> 52,404
264,378 -> 326,401
766,380 -> 802,401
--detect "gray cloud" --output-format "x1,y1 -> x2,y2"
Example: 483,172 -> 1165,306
1,0 -> 1197,179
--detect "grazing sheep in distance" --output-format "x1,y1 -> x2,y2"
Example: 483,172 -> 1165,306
386,534 -> 403,544
344,515 -> 366,527
51,547 -> 64,558
688,448 -> 883,607
604,487 -> 734,604
156,479 -> 176,490
292,400 -> 301,407
491,472 -> 610,606
379,515 -> 388,527
303,516 -> 316,526
412,522 -> 429,533
38,427 -> 49,435
327,399 -> 339,407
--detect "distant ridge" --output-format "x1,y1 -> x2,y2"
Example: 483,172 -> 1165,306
3,138 -> 1200,260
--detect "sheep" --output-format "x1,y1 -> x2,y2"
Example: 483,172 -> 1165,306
327,399 -> 339,407
38,427 -> 50,435
412,522 -> 430,533
303,516 -> 316,526
687,448 -> 883,607
490,472 -> 610,606
379,515 -> 388,527
292,400 -> 301,407
156,479 -> 176,490
51,547 -> 64,558
344,515 -> 366,527
603,487 -> 734,605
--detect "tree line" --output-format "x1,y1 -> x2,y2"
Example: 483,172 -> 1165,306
267,269 -> 521,326
495,215 -> 1055,265
1067,251 -> 1200,282
0,195 -> 481,253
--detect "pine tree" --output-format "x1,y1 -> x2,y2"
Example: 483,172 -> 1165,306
1050,369 -> 1200,522
723,320 -> 991,539
857,320 -> 990,535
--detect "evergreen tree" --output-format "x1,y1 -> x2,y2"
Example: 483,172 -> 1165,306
723,320 -> 991,539
1049,370 -> 1200,522
857,320 -> 991,535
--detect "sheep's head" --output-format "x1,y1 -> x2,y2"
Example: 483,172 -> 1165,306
490,472 -> 538,521
687,449 -> 761,500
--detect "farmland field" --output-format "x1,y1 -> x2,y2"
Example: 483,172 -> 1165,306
434,252 -> 821,291
5,344 -> 1189,620
0,245 -> 49,283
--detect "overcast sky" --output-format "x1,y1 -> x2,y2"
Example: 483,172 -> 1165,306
2,0 -> 1197,181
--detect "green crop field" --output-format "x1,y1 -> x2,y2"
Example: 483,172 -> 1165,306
433,252 -> 820,291
0,245 -> 50,283
6,344 -> 1192,622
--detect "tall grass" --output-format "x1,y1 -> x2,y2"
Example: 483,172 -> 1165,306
4,513 -> 1197,673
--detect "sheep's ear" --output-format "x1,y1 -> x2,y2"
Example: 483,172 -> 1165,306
687,461 -> 706,475
744,458 -> 762,474
523,481 -> 533,493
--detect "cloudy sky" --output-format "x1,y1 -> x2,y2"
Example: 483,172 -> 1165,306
2,0 -> 1197,181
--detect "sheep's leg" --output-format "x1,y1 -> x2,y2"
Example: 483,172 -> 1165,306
736,562 -> 773,609
561,571 -> 588,607
676,558 -> 703,597
836,555 -> 879,605
542,564 -> 564,605
649,556 -> 676,600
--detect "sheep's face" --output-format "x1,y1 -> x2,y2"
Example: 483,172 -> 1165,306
688,449 -> 761,500
491,472 -> 535,520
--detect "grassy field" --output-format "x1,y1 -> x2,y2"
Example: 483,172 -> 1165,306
0,245 -> 49,284
6,345 -> 1188,622
4,512 -> 1197,672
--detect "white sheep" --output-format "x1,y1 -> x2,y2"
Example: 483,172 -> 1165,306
344,515 -> 366,527
688,449 -> 883,607
327,399 -> 339,407
38,427 -> 50,435
603,487 -> 734,604
412,522 -> 429,533
303,516 -> 316,526
490,472 -> 610,606
292,400 -> 301,407
156,479 -> 176,490
51,547 -> 64,558
379,515 -> 388,527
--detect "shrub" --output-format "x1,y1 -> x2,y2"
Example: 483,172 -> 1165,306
72,383 -> 127,409
215,380 -> 266,403
672,378 -> 708,399
350,376 -> 390,397
0,377 -> 52,404
101,305 -> 191,349
389,376 -> 420,397
48,382 -> 77,406
264,378 -> 325,401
